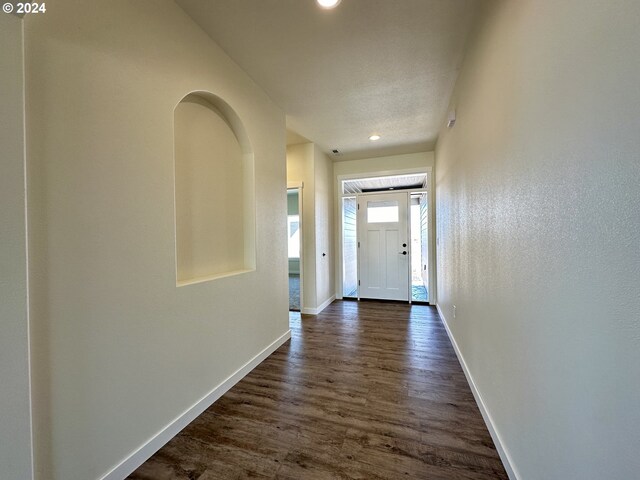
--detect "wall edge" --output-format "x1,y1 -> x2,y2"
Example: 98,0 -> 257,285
98,329 -> 292,480
435,304 -> 520,480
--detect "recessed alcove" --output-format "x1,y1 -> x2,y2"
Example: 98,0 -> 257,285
174,92 -> 255,286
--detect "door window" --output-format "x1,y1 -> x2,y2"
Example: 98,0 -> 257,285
367,200 -> 399,223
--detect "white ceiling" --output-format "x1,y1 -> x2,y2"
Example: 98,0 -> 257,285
176,0 -> 480,160
342,173 -> 427,194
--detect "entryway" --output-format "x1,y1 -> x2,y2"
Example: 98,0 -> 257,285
339,172 -> 432,304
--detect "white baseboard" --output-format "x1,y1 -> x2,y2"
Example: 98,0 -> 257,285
435,304 -> 520,480
99,329 -> 292,480
301,295 -> 335,315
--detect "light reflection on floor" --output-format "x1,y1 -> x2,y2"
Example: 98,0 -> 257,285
342,285 -> 429,302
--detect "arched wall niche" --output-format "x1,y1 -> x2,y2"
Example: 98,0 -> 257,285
174,91 -> 256,286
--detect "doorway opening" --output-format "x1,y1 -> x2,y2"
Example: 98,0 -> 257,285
339,172 -> 431,304
287,188 -> 302,311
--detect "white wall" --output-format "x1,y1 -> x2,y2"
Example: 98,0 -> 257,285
174,94 -> 247,282
435,1 -> 640,479
313,146 -> 335,307
0,13 -> 33,480
333,152 -> 434,178
24,1 -> 288,479
287,144 -> 317,309
286,143 -> 335,312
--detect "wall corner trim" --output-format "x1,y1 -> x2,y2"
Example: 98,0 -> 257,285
435,304 -> 520,480
99,329 -> 292,480
301,295 -> 336,315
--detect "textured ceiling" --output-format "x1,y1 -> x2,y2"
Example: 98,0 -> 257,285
176,0 -> 480,160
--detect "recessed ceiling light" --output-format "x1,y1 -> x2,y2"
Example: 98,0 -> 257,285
317,0 -> 341,9
369,134 -> 381,141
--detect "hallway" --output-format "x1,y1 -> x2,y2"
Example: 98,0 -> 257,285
129,301 -> 507,479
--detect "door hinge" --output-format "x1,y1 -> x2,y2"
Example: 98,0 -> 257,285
358,241 -> 360,248
358,280 -> 360,286
357,203 -> 360,210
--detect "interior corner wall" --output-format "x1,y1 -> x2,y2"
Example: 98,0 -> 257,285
313,146 -> 335,307
285,143 -> 334,312
0,13 -> 33,480
435,1 -> 640,479
24,1 -> 288,479
286,143 -> 317,310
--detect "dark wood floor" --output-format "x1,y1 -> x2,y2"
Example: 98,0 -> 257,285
128,300 -> 508,479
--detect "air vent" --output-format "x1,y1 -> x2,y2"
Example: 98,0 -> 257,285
332,149 -> 342,156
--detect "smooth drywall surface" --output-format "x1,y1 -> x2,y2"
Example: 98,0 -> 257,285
286,144 -> 316,309
24,1 -> 288,479
435,1 -> 640,478
174,94 -> 247,282
313,146 -> 335,306
0,13 -> 33,480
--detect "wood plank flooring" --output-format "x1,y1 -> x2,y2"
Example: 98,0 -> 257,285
128,300 -> 508,479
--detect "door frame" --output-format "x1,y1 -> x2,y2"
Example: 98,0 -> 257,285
287,182 -> 303,311
336,167 -> 436,304
407,189 -> 430,304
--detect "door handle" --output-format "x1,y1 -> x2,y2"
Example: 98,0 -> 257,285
399,251 -> 407,255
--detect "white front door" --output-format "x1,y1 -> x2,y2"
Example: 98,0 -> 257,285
358,192 -> 409,301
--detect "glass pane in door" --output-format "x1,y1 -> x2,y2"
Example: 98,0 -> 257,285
410,193 -> 428,302
342,197 -> 358,297
367,199 -> 399,223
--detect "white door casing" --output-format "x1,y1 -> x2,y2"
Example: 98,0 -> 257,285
358,192 -> 409,301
